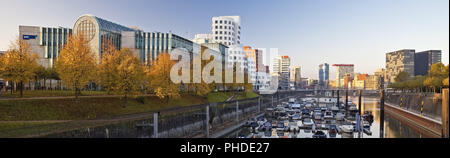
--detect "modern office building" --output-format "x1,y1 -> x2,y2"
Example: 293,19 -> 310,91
227,45 -> 246,70
293,66 -> 301,89
318,63 -> 329,87
192,34 -> 213,44
19,26 -> 72,67
18,14 -> 228,68
244,46 -> 264,72
73,14 -> 136,61
272,57 -> 280,74
277,56 -> 291,90
365,75 -> 381,90
244,46 -> 266,89
333,64 -> 354,89
352,74 -> 368,90
375,68 -> 386,78
414,50 -> 442,76
385,49 -> 415,84
211,16 -> 241,46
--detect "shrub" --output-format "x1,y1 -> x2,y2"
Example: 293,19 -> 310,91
136,96 -> 147,104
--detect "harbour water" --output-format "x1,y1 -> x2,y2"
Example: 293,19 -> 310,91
225,96 -> 439,138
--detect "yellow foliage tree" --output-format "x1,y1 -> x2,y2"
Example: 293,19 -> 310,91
97,43 -> 121,94
147,53 -> 180,104
55,34 -> 97,98
0,38 -> 39,97
98,46 -> 146,107
188,47 -> 217,97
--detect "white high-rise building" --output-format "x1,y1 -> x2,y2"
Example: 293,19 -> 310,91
227,45 -> 246,70
271,56 -> 290,90
333,64 -> 355,88
211,16 -> 241,46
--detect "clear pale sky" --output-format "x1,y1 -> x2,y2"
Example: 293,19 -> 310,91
0,0 -> 448,79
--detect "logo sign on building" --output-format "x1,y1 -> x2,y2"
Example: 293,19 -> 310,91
22,35 -> 37,40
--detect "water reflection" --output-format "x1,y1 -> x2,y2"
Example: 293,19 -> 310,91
352,97 -> 437,138
227,97 -> 438,138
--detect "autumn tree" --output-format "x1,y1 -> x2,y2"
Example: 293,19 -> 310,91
395,71 -> 410,83
34,65 -> 48,90
147,53 -> 180,104
55,34 -> 97,99
407,75 -> 426,92
47,67 -> 59,90
98,46 -> 145,107
423,63 -> 447,93
97,43 -> 121,94
188,48 -> 218,97
444,64 -> 449,87
0,38 -> 39,97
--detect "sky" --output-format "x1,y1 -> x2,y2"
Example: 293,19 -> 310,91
0,0 -> 448,80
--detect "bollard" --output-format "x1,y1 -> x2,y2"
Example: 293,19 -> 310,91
337,90 -> 340,107
345,90 -> 348,111
206,105 -> 210,138
258,96 -> 261,113
105,128 -> 109,138
380,89 -> 385,138
400,97 -> 403,108
153,112 -> 158,138
272,95 -> 274,107
358,90 -> 362,116
420,99 -> 424,117
442,89 -> 449,138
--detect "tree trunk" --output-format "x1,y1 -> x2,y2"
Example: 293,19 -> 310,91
19,81 -> 23,98
75,87 -> 79,99
43,78 -> 46,90
50,79 -> 52,90
122,95 -> 127,108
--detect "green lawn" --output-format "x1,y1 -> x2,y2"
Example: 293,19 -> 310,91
206,92 -> 235,103
0,122 -> 64,138
0,94 -> 207,121
0,91 -> 259,137
1,90 -> 108,98
237,91 -> 259,100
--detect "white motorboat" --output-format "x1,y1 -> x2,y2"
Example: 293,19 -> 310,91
292,114 -> 302,120
331,106 -> 339,112
313,112 -> 323,120
289,98 -> 296,103
336,112 -> 345,121
289,121 -> 300,132
276,122 -> 285,131
324,111 -> 334,119
302,118 -> 314,128
340,125 -> 354,133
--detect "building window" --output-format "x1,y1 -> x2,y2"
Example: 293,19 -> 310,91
215,26 -> 218,29
220,20 -> 222,24
76,20 -> 96,42
215,20 -> 218,24
220,26 -> 222,29
215,31 -> 218,34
